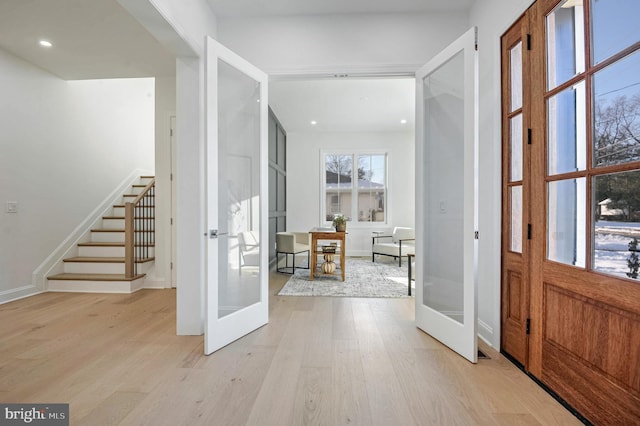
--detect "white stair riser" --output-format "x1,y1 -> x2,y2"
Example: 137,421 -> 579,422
48,277 -> 146,293
78,246 -> 155,257
63,261 -> 153,275
64,262 -> 125,274
111,206 -> 153,217
102,219 -> 125,229
91,232 -> 152,243
91,231 -> 124,243
122,196 -> 155,205
101,220 -> 154,230
78,246 -> 125,257
103,219 -> 154,230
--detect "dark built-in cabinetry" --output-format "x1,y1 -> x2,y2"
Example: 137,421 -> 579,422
268,108 -> 286,266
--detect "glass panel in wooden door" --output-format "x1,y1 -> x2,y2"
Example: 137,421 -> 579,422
500,14 -> 530,367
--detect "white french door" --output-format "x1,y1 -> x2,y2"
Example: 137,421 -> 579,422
204,37 -> 268,355
415,27 -> 479,363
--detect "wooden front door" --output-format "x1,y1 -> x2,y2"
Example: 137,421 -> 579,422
501,1 -> 640,424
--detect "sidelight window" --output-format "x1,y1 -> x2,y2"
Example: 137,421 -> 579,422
543,0 -> 640,280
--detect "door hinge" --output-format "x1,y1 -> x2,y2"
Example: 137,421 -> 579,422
526,34 -> 531,50
170,129 -> 174,137
170,173 -> 173,181
475,231 -> 479,240
526,318 -> 531,335
527,128 -> 532,145
170,218 -> 173,225
170,262 -> 173,270
527,224 -> 532,240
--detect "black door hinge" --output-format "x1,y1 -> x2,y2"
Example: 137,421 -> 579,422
526,34 -> 531,50
527,128 -> 532,145
526,318 -> 531,335
527,224 -> 532,240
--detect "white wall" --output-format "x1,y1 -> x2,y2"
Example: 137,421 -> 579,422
151,75 -> 176,288
0,48 -> 155,303
287,131 -> 414,255
470,0 -> 536,347
217,13 -> 470,75
136,0 -> 218,335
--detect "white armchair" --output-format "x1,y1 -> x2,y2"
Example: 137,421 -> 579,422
276,232 -> 310,274
372,227 -> 415,267
238,231 -> 260,274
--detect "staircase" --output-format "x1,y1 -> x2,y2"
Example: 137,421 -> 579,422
47,176 -> 155,293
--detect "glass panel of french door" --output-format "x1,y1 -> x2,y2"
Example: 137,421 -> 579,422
205,37 -> 268,355
415,27 -> 478,363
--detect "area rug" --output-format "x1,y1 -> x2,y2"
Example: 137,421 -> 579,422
278,257 -> 412,298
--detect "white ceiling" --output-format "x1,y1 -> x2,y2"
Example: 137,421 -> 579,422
0,0 -> 470,132
270,77 -> 415,133
0,0 -> 175,80
207,0 -> 474,17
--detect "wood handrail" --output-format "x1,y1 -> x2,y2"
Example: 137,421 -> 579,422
124,178 -> 155,278
131,178 -> 155,205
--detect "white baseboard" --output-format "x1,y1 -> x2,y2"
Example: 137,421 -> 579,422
144,278 -> 169,289
0,285 -> 43,305
478,318 -> 495,349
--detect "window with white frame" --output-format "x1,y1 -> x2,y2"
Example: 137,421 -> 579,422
323,152 -> 387,224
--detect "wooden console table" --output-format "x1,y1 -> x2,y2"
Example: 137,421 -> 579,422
309,230 -> 346,281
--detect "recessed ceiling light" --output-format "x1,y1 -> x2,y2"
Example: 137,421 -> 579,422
400,119 -> 407,124
310,120 -> 317,125
39,40 -> 52,47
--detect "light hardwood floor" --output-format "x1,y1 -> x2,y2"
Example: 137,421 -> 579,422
0,272 -> 582,425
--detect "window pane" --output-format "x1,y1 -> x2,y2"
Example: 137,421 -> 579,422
357,155 -> 386,222
591,0 -> 640,65
546,0 -> 585,90
547,178 -> 586,267
548,81 -> 587,175
510,42 -> 523,111
325,154 -> 352,221
593,50 -> 640,167
511,185 -> 523,253
510,114 -> 523,181
594,170 -> 640,279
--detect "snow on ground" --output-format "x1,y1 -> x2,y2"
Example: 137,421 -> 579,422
594,221 -> 639,278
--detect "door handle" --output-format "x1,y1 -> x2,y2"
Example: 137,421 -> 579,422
209,229 -> 228,239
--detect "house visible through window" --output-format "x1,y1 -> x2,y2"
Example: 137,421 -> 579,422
323,152 -> 387,224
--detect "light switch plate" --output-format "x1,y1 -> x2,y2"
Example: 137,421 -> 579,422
6,201 -> 17,213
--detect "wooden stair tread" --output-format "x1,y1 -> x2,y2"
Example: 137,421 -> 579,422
47,273 -> 146,281
91,228 -> 154,232
78,242 -> 124,247
63,257 -> 155,263
102,216 -> 156,220
77,242 -> 155,247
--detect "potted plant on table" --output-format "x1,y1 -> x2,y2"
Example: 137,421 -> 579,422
332,215 -> 347,232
